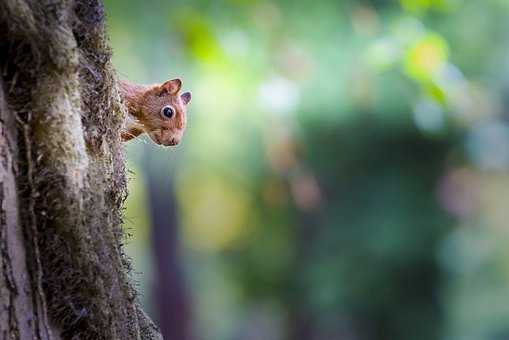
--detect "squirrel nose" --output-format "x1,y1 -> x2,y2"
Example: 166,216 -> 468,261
164,137 -> 178,146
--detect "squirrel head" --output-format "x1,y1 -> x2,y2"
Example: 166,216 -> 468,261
137,78 -> 192,146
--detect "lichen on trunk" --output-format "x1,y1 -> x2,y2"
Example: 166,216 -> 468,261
0,0 -> 161,339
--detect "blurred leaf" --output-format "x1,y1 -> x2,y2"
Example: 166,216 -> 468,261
404,33 -> 449,82
400,0 -> 455,13
172,8 -> 227,67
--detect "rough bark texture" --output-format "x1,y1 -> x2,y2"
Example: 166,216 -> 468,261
0,0 -> 162,339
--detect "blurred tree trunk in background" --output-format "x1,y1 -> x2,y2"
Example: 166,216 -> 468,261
143,150 -> 192,340
0,0 -> 161,339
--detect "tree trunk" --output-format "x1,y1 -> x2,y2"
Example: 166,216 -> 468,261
143,150 -> 192,340
0,0 -> 162,339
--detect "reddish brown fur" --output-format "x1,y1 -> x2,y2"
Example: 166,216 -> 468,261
119,78 -> 191,146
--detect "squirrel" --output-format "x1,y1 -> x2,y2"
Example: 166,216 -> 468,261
119,78 -> 191,146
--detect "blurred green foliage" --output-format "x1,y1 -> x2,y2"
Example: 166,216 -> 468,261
105,0 -> 509,339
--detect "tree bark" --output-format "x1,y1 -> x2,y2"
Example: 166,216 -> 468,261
0,0 -> 162,339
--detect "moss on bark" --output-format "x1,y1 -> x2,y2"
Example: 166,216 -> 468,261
0,0 -> 161,339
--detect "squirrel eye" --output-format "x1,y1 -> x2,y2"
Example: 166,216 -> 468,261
161,106 -> 174,119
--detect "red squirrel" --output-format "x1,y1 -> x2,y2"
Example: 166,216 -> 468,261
119,78 -> 191,146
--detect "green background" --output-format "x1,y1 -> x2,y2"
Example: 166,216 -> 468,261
104,0 -> 509,339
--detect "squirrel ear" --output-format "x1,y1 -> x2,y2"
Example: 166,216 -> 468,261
160,78 -> 182,95
181,91 -> 191,105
